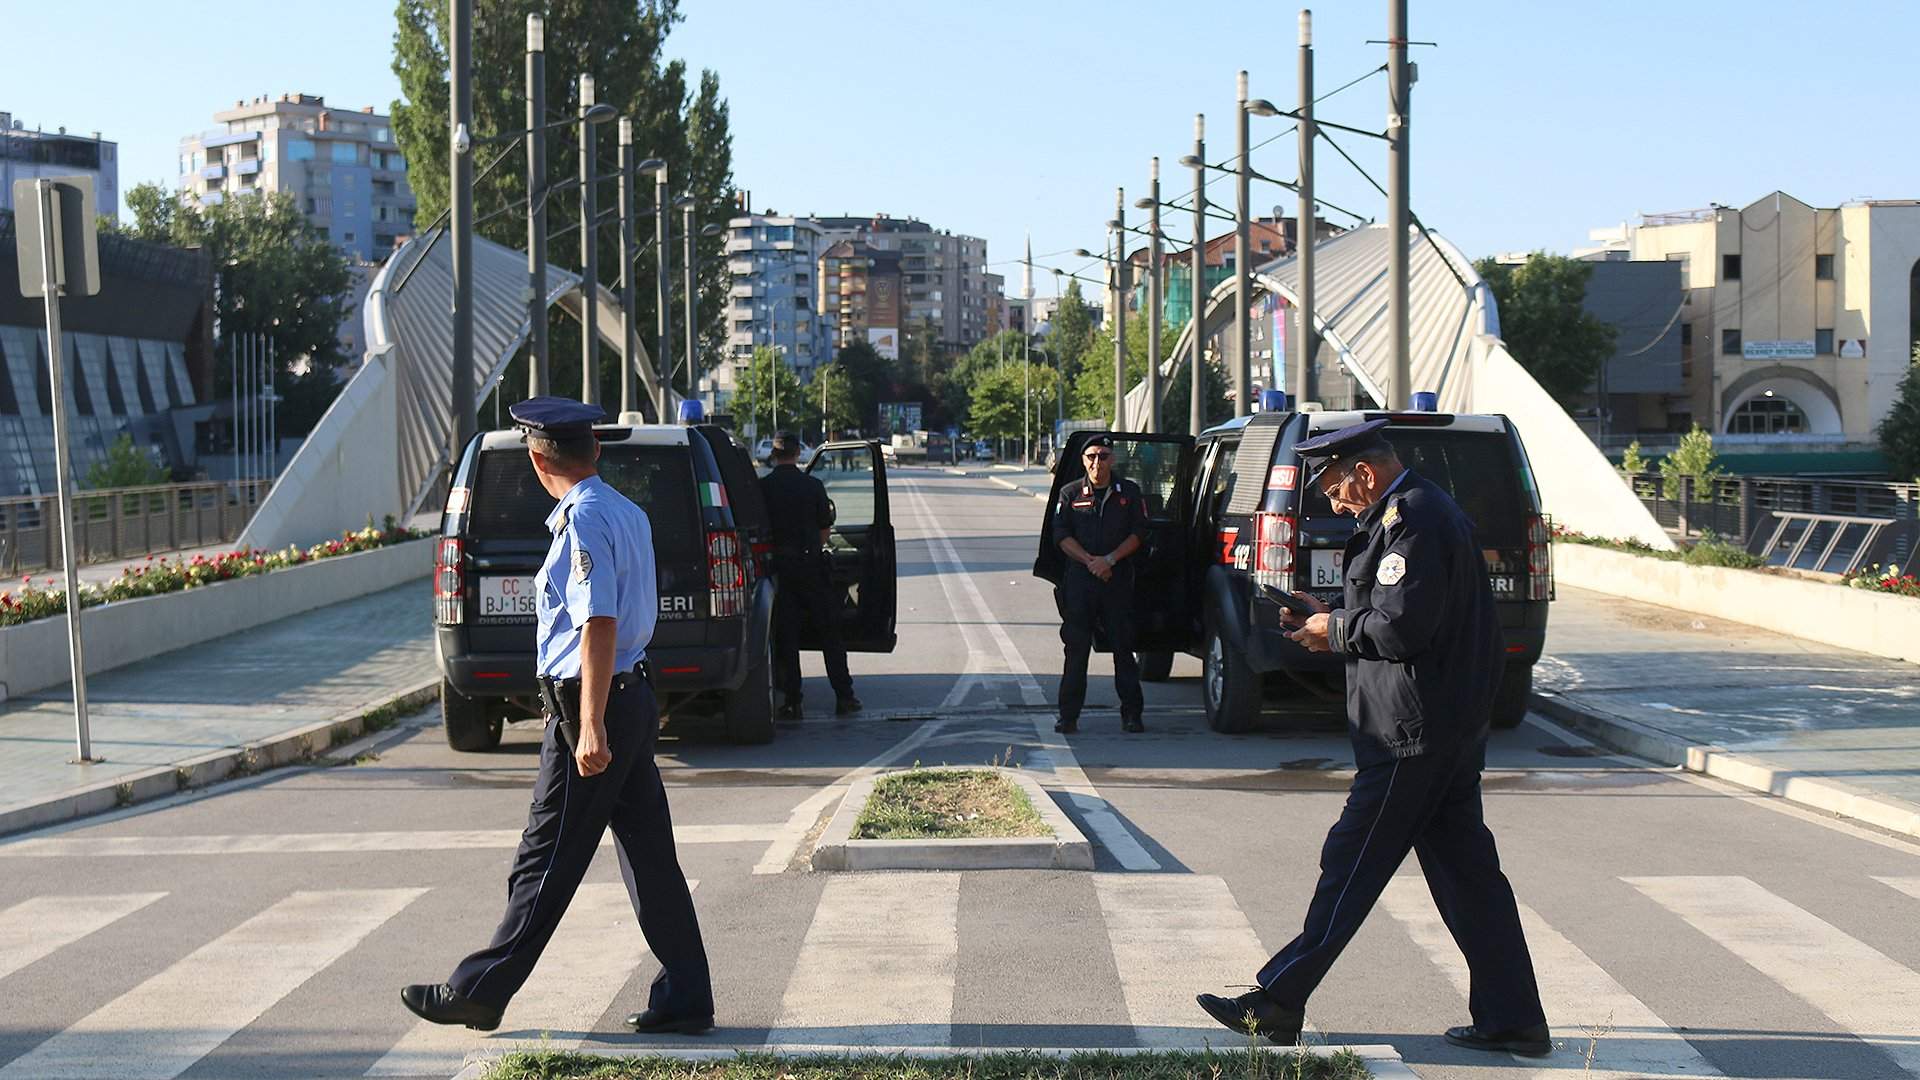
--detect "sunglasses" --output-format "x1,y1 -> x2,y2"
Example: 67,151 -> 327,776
1084,451 -> 1113,461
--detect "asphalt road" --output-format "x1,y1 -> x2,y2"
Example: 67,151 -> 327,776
2,468 -> 1917,1080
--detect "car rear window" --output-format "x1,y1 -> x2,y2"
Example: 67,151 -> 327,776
1301,429 -> 1530,545
469,446 -> 703,555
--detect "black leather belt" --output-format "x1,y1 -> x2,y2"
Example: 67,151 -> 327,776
535,662 -> 652,753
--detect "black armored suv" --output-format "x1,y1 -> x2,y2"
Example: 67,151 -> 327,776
434,423 -> 896,749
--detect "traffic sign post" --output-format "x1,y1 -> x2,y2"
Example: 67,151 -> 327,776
13,176 -> 101,763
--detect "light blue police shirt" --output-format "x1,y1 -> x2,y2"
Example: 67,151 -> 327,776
535,474 -> 657,678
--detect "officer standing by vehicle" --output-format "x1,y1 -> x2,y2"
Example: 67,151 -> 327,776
760,431 -> 860,722
1194,419 -> 1549,1056
402,397 -> 714,1036
1053,435 -> 1151,734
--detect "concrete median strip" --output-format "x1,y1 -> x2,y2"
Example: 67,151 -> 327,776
812,766 -> 1093,871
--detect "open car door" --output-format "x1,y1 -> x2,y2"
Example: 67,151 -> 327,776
807,440 -> 897,652
1033,429 -> 1196,653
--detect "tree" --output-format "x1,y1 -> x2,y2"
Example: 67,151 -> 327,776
86,434 -> 170,490
1619,440 -> 1647,476
1473,253 -> 1617,408
391,0 -> 734,408
828,340 -> 889,435
967,362 -> 1059,444
734,347 -> 811,437
812,362 -> 862,441
1047,280 -> 1094,384
1879,345 -> 1920,483
950,329 -> 1028,428
1659,423 -> 1723,500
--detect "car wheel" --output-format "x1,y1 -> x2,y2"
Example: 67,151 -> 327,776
724,625 -> 776,744
1491,661 -> 1532,730
1202,622 -> 1258,733
1137,650 -> 1175,683
442,679 -> 503,751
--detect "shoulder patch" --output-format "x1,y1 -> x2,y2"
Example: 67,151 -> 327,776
1382,501 -> 1401,528
1377,551 -> 1407,585
574,547 -> 593,582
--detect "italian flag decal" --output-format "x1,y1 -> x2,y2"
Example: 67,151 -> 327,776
699,482 -> 728,508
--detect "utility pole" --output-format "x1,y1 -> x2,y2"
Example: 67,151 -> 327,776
1386,0 -> 1412,409
577,74 -> 599,406
1234,71 -> 1253,418
681,199 -> 697,406
1189,114 -> 1207,437
525,14 -> 547,396
1297,9 -> 1318,409
1113,186 -> 1127,430
654,165 -> 672,420
1023,234 -> 1033,463
616,118 -> 638,415
1145,158 -> 1163,433
449,0 -> 475,474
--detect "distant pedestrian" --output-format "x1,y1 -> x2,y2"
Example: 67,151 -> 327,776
1052,435 -> 1150,734
1195,419 -> 1549,1056
401,396 -> 713,1036
760,431 -> 860,722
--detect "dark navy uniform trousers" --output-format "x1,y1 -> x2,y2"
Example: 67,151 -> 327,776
1257,735 -> 1545,1033
449,678 -> 712,1017
1056,564 -> 1143,724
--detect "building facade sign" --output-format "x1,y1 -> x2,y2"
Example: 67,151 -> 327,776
1839,338 -> 1866,359
1742,339 -> 1816,361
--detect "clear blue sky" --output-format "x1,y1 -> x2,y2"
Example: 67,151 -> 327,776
10,0 -> 1916,291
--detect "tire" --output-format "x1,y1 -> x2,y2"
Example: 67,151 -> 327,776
1137,650 -> 1175,683
1201,621 -> 1259,733
1491,662 -> 1532,730
724,625 -> 776,745
442,679 -> 503,751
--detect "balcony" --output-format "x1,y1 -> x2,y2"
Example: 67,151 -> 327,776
727,259 -> 755,276
730,282 -> 763,299
233,159 -> 262,177
200,164 -> 226,180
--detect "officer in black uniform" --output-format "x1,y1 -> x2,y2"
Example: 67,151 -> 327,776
402,397 -> 713,1036
1052,434 -> 1152,734
1195,419 -> 1549,1056
759,431 -> 860,722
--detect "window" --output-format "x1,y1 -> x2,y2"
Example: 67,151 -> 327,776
1727,395 -> 1806,435
1815,254 -> 1834,280
374,127 -> 391,143
285,139 -> 314,161
1816,328 -> 1834,355
1721,329 -> 1741,355
1722,254 -> 1741,280
331,142 -> 358,165
342,232 -> 356,244
304,197 -> 316,214
1680,323 -> 1693,345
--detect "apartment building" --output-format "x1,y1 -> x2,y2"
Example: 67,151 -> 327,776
813,215 -> 992,353
819,239 -> 904,360
0,111 -> 118,219
712,213 -> 834,401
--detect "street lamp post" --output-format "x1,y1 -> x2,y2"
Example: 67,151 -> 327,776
1190,113 -> 1207,436
448,0 -> 474,478
1234,71 -> 1253,418
1144,159 -> 1162,434
1387,0 -> 1413,408
578,74 -> 600,406
678,196 -> 696,406
1296,8 -> 1317,408
654,165 -> 673,421
616,118 -> 639,416
524,14 -> 547,396
1112,187 -> 1127,430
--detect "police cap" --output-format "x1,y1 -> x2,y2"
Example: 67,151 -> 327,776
508,396 -> 607,440
771,430 -> 802,454
1083,434 -> 1115,451
1295,418 -> 1393,485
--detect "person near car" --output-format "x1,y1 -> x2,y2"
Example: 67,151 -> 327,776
759,431 -> 860,722
1195,418 -> 1548,1056
1052,434 -> 1151,734
402,396 -> 714,1036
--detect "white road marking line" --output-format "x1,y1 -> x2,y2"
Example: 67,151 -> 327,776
0,825 -> 774,859
0,893 -> 166,983
1093,875 -> 1271,1048
1380,877 -> 1721,1077
767,873 -> 959,1047
0,888 -> 425,1080
366,881 -> 697,1077
1876,877 -> 1920,902
903,479 -> 1045,708
1627,875 -> 1920,1078
751,719 -> 949,875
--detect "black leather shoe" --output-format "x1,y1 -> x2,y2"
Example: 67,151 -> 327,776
776,701 -> 803,725
400,983 -> 501,1031
1445,1022 -> 1552,1057
835,694 -> 863,716
625,1008 -> 714,1034
1196,989 -> 1303,1045
1121,714 -> 1145,733
1053,718 -> 1078,734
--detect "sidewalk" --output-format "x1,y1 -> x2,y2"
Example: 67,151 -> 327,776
0,580 -> 435,835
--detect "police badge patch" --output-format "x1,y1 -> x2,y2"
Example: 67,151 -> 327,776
574,548 -> 593,582
1377,551 -> 1407,585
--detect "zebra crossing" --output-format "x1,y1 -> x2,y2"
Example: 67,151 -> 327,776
1,870 -> 1918,1078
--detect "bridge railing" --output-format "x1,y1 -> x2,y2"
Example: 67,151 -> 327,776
1623,471 -> 1919,542
0,480 -> 274,577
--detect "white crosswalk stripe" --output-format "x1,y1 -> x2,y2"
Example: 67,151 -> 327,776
767,872 -> 959,1047
0,826 -> 772,858
1629,875 -> 1920,1078
0,888 -> 425,1080
366,880 -> 698,1077
1379,876 -> 1722,1077
0,893 -> 166,983
1876,876 -> 1920,903
1093,874 -> 1272,1048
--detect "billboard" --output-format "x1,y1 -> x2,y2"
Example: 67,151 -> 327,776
868,327 -> 898,361
878,401 -> 922,435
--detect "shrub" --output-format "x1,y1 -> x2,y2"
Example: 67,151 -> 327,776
1843,563 -> 1919,598
1619,440 -> 1646,476
1659,423 -> 1724,501
1682,532 -> 1762,569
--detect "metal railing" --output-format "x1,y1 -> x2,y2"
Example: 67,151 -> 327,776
0,480 -> 273,576
1623,471 -> 1919,542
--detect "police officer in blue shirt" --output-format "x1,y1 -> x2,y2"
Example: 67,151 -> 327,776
402,397 -> 713,1036
1195,420 -> 1548,1056
1052,435 -> 1152,734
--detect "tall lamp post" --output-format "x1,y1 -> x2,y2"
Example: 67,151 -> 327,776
1295,8 -> 1318,408
448,0 -> 474,478
1188,115 -> 1207,436
578,74 -> 600,406
524,14 -> 548,395
1234,71 -> 1253,417
653,165 -> 673,421
1110,187 -> 1127,430
1387,0 -> 1413,407
1143,160 -> 1163,433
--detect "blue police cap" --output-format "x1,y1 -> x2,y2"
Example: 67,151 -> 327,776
507,396 -> 607,440
1295,418 -> 1393,485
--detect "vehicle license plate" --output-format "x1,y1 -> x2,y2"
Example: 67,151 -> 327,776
1309,550 -> 1345,588
478,576 -> 537,620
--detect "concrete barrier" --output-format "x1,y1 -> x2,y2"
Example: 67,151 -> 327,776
0,538 -> 433,700
1551,541 -> 1920,665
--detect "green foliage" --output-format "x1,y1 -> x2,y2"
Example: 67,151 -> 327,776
1619,439 -> 1646,476
1047,279 -> 1095,383
948,330 -> 1031,427
1473,252 -> 1618,408
1659,423 -> 1723,500
1844,562 -> 1919,597
1879,344 -> 1920,483
1683,532 -> 1763,568
733,347 -> 812,436
812,362 -> 861,440
853,769 -> 1049,840
828,340 -> 891,436
966,363 -> 1060,442
85,434 -> 170,490
1067,309 -> 1229,427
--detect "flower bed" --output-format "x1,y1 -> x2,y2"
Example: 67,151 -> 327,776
0,518 -> 428,628
1843,563 -> 1918,597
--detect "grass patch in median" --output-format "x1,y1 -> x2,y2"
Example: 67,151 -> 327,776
853,768 -> 1051,840
481,1050 -> 1373,1080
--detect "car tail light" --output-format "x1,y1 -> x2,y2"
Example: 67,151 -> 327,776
1526,514 -> 1554,601
1253,512 -> 1297,592
707,531 -> 746,618
434,537 -> 465,624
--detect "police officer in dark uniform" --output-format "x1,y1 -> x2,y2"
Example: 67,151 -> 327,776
1195,419 -> 1549,1056
402,397 -> 713,1036
1053,434 -> 1151,735
759,431 -> 860,722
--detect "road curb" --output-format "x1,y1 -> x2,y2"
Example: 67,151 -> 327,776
0,678 -> 440,838
987,474 -> 1049,502
812,766 -> 1094,871
1530,690 -> 1920,841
